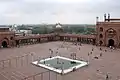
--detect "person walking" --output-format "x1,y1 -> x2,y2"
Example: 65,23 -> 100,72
106,73 -> 109,80
100,52 -> 102,57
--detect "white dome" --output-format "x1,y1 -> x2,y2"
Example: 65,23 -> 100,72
56,24 -> 62,28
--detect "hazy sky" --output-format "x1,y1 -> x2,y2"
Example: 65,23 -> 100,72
0,0 -> 120,24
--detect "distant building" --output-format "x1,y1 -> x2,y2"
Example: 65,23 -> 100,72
10,24 -> 32,36
9,24 -> 17,32
19,30 -> 32,34
0,27 -> 9,32
15,30 -> 32,36
53,23 -> 64,33
18,30 -> 32,35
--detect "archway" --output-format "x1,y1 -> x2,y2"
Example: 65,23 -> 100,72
108,39 -> 114,47
99,34 -> 103,38
99,41 -> 103,46
77,38 -> 80,42
100,27 -> 103,32
2,41 -> 8,48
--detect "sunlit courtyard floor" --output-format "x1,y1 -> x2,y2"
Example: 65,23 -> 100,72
0,41 -> 120,80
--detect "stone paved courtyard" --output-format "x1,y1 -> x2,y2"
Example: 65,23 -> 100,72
0,41 -> 120,80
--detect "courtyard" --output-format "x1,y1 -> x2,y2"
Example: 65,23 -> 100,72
0,41 -> 120,80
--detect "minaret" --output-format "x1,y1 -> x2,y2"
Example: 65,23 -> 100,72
96,16 -> 99,22
104,13 -> 106,21
108,13 -> 110,22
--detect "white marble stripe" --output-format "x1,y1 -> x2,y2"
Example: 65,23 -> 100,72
32,56 -> 88,74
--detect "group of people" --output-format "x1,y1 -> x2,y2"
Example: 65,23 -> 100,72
70,53 -> 77,60
49,47 -> 61,58
87,47 -> 104,60
86,47 -> 112,80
